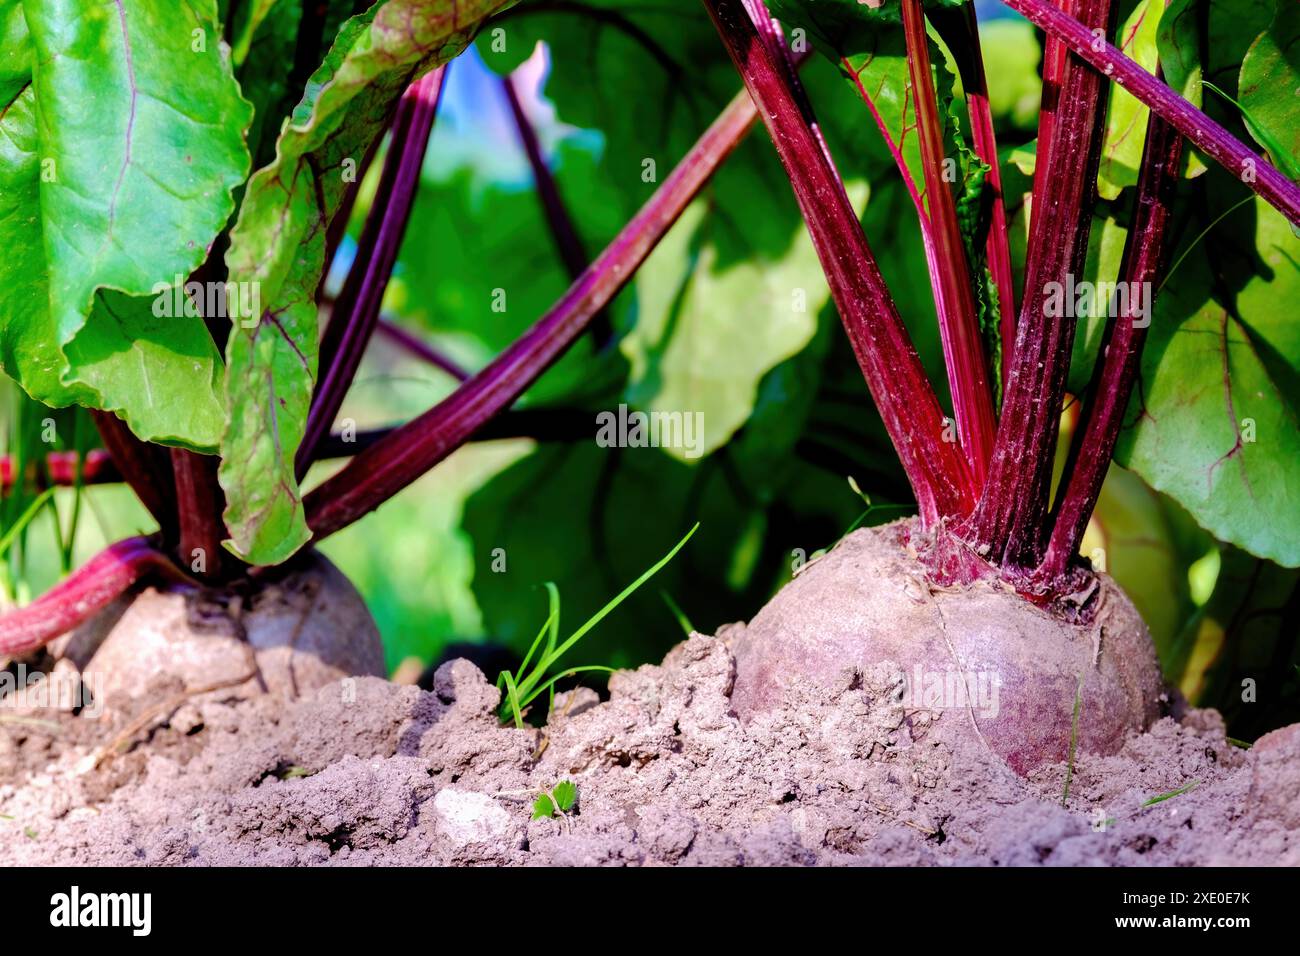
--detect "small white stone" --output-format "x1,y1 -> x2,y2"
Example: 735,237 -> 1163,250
433,789 -> 511,847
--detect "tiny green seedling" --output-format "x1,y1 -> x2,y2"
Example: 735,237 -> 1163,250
496,524 -> 698,727
532,780 -> 578,821
1142,780 -> 1199,808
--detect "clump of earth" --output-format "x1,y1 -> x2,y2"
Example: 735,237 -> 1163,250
2,628 -> 1296,865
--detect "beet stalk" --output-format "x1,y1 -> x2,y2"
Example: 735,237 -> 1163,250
303,85 -> 764,541
901,0 -> 996,488
0,537 -> 185,657
1000,0 -> 1300,226
90,411 -> 177,540
1027,0 -> 1079,223
704,0 -> 976,524
1041,101 -> 1184,580
501,71 -> 612,346
928,1 -> 1019,385
374,317 -> 470,381
170,450 -> 229,581
298,67 -> 449,477
962,0 -> 1115,569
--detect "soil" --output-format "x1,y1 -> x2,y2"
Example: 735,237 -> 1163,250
1,627 -> 1296,865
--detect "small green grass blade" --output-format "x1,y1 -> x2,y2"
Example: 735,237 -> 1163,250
534,524 -> 698,678
60,413 -> 91,572
514,588 -> 559,680
660,590 -> 694,635
501,670 -> 525,729
847,475 -> 871,506
1061,670 -> 1085,807
1142,780 -> 1199,807
514,523 -> 699,702
0,488 -> 56,558
543,580 -> 560,660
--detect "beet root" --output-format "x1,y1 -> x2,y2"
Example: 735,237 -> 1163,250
53,550 -> 384,710
728,522 -> 1165,774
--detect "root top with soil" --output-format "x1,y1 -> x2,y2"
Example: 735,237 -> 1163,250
731,523 -> 1166,773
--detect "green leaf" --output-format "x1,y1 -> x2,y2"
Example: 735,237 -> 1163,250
551,780 -> 577,812
230,0 -> 283,66
1237,0 -> 1300,180
65,291 -> 225,451
621,196 -> 832,460
472,0 -> 845,459
0,0 -> 251,450
1156,0 -> 1273,178
766,0 -> 963,53
945,100 -> 1003,406
531,793 -> 555,820
1156,0 -> 1270,104
976,18 -> 1042,131
1179,546 -> 1300,735
1081,466 -> 1208,668
219,0 -> 512,565
817,19 -> 925,192
231,0 -> 302,171
767,0 -> 966,195
1115,195 -> 1300,567
391,151 -> 623,408
476,0 -> 740,228
767,0 -> 902,53
0,0 -> 28,103
1097,0 -> 1164,200
1203,82 -> 1300,183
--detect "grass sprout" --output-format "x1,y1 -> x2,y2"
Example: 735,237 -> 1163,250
497,523 -> 699,727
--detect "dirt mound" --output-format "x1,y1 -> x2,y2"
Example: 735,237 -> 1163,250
1,633 -> 1295,865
